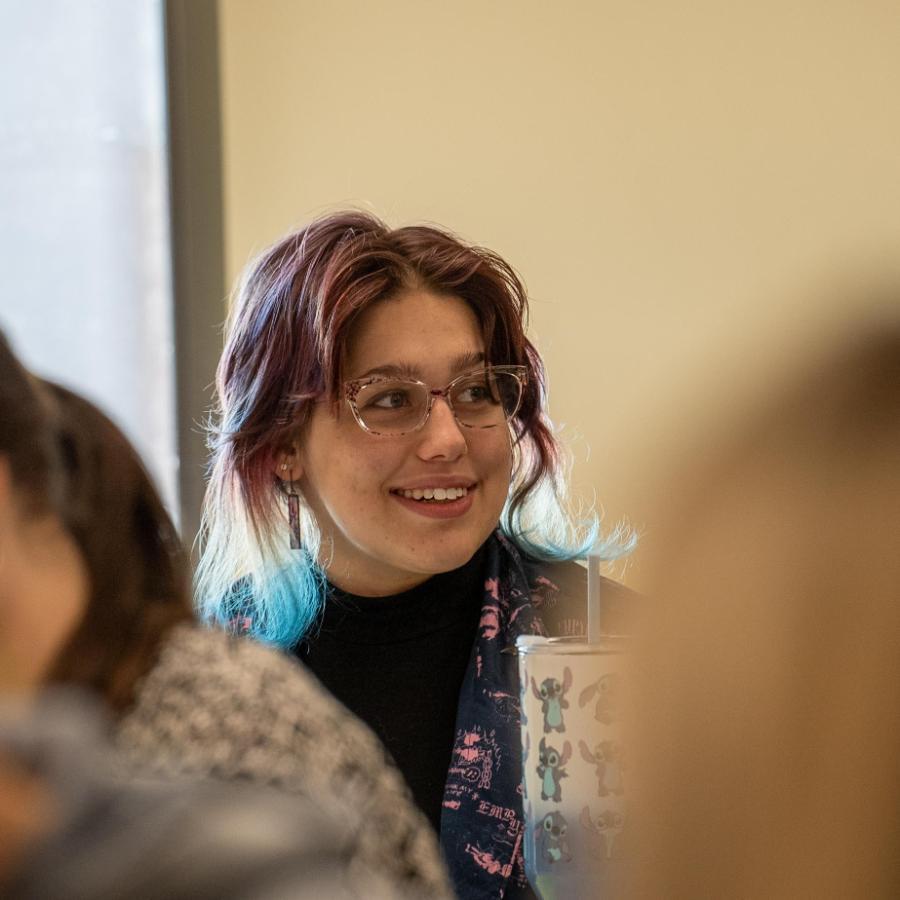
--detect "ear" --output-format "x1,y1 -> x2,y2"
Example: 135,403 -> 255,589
580,805 -> 593,832
274,443 -> 303,482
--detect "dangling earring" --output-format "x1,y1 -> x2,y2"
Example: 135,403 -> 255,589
281,463 -> 302,550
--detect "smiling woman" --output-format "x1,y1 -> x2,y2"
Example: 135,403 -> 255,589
197,210 -> 635,899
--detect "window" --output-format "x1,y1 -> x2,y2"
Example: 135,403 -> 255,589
1,2 -> 178,517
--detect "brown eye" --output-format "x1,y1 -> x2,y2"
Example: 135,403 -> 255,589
367,389 -> 412,409
455,383 -> 492,404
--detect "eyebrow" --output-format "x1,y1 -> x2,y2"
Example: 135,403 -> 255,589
354,351 -> 486,381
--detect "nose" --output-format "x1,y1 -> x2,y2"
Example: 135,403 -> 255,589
416,394 -> 468,461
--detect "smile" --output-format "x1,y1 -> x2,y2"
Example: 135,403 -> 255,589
389,483 -> 476,519
394,486 -> 469,502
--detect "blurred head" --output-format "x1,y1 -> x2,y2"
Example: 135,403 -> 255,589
40,383 -> 192,712
0,332 -> 87,694
628,325 -> 900,898
199,211 -> 620,646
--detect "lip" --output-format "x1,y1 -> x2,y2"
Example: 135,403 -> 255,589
389,476 -> 477,491
390,484 -> 476,519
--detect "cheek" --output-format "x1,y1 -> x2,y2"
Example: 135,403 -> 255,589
312,442 -> 402,517
470,432 -> 514,518
480,431 -> 514,481
303,415 -> 384,502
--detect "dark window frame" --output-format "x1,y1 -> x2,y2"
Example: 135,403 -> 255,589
164,0 -> 225,557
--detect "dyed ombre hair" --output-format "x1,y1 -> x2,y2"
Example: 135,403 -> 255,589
197,211 -> 634,648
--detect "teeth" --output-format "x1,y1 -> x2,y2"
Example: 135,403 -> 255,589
400,486 -> 469,502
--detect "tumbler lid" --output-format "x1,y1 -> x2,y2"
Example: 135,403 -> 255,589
513,634 -> 627,656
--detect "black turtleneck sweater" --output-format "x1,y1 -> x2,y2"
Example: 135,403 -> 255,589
296,547 -> 486,833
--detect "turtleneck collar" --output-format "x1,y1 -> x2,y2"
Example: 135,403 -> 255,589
316,544 -> 488,645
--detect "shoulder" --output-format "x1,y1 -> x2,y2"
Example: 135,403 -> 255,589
125,621 -> 325,707
117,624 -> 453,898
116,623 -> 386,780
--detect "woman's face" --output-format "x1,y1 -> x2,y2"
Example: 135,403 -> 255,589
296,289 -> 514,595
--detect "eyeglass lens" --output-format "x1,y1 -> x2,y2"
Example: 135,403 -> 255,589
353,370 -> 522,435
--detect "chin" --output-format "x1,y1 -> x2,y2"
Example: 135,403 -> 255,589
407,535 -> 487,575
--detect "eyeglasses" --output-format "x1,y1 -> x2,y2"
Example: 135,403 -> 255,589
344,365 -> 528,436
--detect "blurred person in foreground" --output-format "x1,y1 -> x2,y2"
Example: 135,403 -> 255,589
626,321 -> 900,899
0,329 -> 452,898
0,693 -> 412,899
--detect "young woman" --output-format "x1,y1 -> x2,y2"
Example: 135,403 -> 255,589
198,210 -> 635,898
0,330 -> 451,899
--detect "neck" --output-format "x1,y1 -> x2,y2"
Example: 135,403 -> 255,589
325,563 -> 433,598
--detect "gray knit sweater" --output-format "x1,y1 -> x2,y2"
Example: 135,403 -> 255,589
114,624 -> 454,899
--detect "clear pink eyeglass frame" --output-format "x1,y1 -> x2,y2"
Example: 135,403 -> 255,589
343,365 -> 528,436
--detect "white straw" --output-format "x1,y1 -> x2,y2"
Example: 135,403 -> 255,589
587,543 -> 602,643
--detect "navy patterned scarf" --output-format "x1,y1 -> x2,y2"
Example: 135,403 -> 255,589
440,532 -> 589,898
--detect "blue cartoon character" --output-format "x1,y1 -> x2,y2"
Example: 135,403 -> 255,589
537,737 -> 572,802
537,812 -> 573,864
531,666 -> 573,733
579,739 -> 625,797
578,671 -> 621,725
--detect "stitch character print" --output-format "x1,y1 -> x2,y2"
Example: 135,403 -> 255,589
536,812 -> 572,864
580,805 -> 625,860
579,739 -> 625,797
536,737 -> 572,802
578,671 -> 620,725
531,666 -> 572,733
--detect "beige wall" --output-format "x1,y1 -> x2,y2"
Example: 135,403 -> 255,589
218,0 -> 900,585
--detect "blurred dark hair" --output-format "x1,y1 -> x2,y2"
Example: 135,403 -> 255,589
41,383 -> 192,713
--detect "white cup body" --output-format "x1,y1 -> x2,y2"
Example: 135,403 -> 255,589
517,636 -> 627,898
